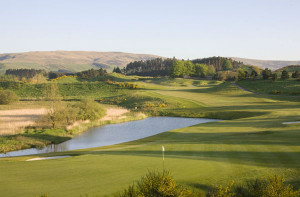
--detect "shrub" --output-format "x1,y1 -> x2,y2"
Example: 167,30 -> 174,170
0,90 -> 19,104
41,99 -> 106,129
206,181 -> 235,197
235,175 -> 300,197
117,171 -> 195,197
271,90 -> 281,94
75,99 -> 106,121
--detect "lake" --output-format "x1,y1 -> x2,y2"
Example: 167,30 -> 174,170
0,117 -> 220,158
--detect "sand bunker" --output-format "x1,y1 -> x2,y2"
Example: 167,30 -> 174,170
282,121 -> 300,124
26,155 -> 71,161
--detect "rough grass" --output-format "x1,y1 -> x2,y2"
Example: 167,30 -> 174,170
0,108 -> 46,135
0,78 -> 299,197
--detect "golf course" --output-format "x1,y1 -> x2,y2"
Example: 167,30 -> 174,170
0,77 -> 299,197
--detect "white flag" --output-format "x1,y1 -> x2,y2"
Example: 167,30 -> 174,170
162,146 -> 165,152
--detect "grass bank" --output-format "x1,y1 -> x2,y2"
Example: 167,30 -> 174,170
237,79 -> 300,96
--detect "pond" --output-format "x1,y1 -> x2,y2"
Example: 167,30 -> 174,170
0,117 -> 220,158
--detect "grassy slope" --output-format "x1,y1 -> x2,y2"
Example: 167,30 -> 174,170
231,57 -> 300,70
0,79 -> 299,197
237,79 -> 300,95
276,65 -> 300,72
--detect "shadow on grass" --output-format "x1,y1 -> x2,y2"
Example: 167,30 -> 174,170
68,149 -> 300,168
20,133 -> 72,144
232,92 -> 300,102
186,182 -> 213,191
163,108 -> 268,120
56,126 -> 300,168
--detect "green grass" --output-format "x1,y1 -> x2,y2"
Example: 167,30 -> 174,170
237,79 -> 300,95
0,78 -> 299,197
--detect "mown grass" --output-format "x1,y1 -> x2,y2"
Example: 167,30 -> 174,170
0,78 -> 299,197
237,79 -> 300,95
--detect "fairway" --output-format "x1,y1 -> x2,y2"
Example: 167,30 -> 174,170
0,81 -> 299,197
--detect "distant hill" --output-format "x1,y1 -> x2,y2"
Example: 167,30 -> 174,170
275,65 -> 300,72
0,51 -> 161,73
231,57 -> 300,70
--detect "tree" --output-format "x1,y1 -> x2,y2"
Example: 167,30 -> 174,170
272,73 -> 278,81
292,71 -> 300,78
213,71 -> 238,81
262,68 -> 272,79
126,58 -> 175,76
113,67 -> 122,74
0,90 -> 19,105
184,61 -> 195,76
43,83 -> 63,128
194,63 -> 208,77
192,57 -> 241,71
281,70 -> 289,80
48,72 -> 62,80
207,65 -> 216,76
238,69 -> 246,80
250,70 -> 258,79
76,68 -> 107,79
222,59 -> 232,70
170,60 -> 186,78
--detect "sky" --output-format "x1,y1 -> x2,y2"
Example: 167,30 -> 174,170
0,0 -> 299,60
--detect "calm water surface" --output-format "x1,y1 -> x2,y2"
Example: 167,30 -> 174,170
0,117 -> 219,158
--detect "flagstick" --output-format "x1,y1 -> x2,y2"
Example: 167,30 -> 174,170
163,150 -> 164,172
162,146 -> 165,172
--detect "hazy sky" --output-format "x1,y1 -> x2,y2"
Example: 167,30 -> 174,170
0,0 -> 299,60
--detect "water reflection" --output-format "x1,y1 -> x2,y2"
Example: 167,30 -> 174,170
0,117 -> 219,158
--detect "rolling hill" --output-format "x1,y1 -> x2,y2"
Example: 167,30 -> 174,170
0,51 -> 299,74
275,65 -> 300,72
0,51 -> 161,73
231,57 -> 300,70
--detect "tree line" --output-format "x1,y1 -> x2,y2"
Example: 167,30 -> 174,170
3,68 -> 108,81
125,57 -> 243,77
260,68 -> 299,81
126,58 -> 175,76
5,69 -> 47,78
192,56 -> 242,71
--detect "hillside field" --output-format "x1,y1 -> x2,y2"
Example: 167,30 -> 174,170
237,79 -> 300,96
0,51 -> 161,73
